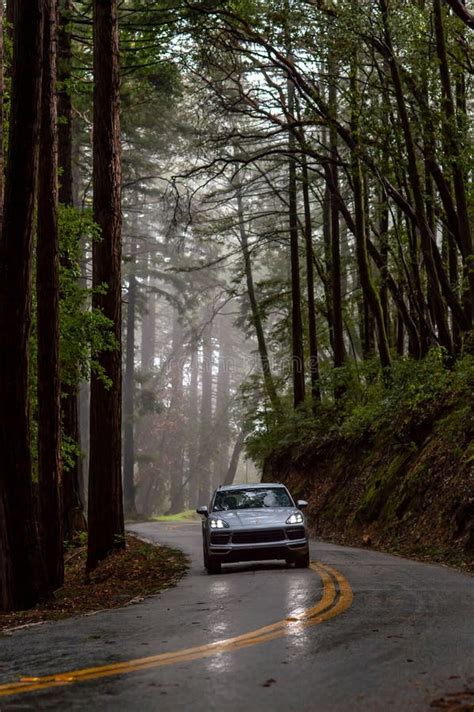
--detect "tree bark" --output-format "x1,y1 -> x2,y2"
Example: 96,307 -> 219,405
168,316 -> 185,514
288,74 -> 305,408
58,0 -> 73,206
350,59 -> 391,370
235,174 -> 279,410
0,0 -> 44,611
87,0 -> 124,571
433,0 -> 473,328
186,347 -> 200,508
141,273 -> 156,372
123,234 -> 138,517
212,317 -> 232,488
380,0 -> 460,352
0,0 -> 4,227
37,0 -> 64,592
300,144 -> 321,408
57,0 -> 86,539
328,77 -> 345,375
197,317 -> 213,506
223,430 -> 246,486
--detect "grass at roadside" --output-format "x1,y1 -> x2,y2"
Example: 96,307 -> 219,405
125,510 -> 200,525
152,510 -> 200,522
0,534 -> 188,634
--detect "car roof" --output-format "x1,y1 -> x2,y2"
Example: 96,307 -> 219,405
215,483 -> 286,491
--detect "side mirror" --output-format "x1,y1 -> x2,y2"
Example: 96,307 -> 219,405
196,506 -> 209,517
296,499 -> 308,509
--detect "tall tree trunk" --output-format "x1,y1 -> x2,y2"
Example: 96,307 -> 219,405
37,0 -> 63,592
328,68 -> 346,388
212,317 -> 232,487
186,347 -> 199,508
58,0 -> 73,206
321,140 -> 334,352
300,145 -> 321,408
197,318 -> 213,506
58,0 -> 86,539
287,73 -> 305,408
0,0 -> 4,226
235,175 -> 279,410
168,315 -> 185,514
433,0 -> 473,329
0,0 -> 44,611
380,0 -> 461,352
223,430 -> 246,486
350,59 -> 391,370
5,0 -> 13,40
378,186 -> 390,340
123,234 -> 138,517
141,274 -> 156,372
87,0 -> 124,571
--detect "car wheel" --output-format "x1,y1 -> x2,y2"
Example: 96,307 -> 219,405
203,540 -> 209,569
207,556 -> 221,575
294,550 -> 310,568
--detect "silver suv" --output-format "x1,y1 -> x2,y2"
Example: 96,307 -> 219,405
197,483 -> 309,574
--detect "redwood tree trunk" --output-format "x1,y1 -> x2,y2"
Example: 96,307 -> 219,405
58,0 -> 86,539
37,0 -> 64,592
0,0 -> 4,224
0,0 -> 44,611
58,0 -> 73,206
123,236 -> 138,517
87,0 -> 124,571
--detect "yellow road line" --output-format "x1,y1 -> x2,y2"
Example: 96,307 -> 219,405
0,561 -> 352,698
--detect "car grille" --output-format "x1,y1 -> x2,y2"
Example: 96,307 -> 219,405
232,529 -> 285,544
286,526 -> 306,540
210,533 -> 231,545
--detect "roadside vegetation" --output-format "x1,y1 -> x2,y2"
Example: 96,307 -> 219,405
0,535 -> 187,633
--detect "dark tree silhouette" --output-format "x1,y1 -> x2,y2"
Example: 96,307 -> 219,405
0,0 -> 44,611
87,0 -> 124,571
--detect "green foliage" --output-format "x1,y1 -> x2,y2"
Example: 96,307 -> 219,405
62,433 -> 83,473
58,205 -> 117,389
246,350 -> 474,465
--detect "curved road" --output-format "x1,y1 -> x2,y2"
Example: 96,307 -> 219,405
0,522 -> 473,711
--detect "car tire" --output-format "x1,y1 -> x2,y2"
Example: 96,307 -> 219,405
203,541 -> 209,569
294,550 -> 310,568
207,556 -> 221,575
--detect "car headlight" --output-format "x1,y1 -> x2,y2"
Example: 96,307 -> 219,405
210,518 -> 229,529
286,512 -> 304,525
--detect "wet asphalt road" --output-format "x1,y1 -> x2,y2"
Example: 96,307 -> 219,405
0,521 -> 473,711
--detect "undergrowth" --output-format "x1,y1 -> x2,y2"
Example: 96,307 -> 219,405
245,350 -> 474,465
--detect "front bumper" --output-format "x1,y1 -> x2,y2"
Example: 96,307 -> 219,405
207,526 -> 309,563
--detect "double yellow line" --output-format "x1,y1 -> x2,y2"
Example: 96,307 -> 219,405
0,561 -> 352,698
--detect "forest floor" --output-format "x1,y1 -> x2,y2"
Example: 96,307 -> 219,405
0,534 -> 188,634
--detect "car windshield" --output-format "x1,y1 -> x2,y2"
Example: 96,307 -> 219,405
213,487 -> 292,511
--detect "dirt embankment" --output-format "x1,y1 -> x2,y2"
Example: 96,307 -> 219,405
264,397 -> 474,572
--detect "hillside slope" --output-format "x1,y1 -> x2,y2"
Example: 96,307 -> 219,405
262,360 -> 474,572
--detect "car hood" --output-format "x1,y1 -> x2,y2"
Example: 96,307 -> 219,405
214,508 -> 301,529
